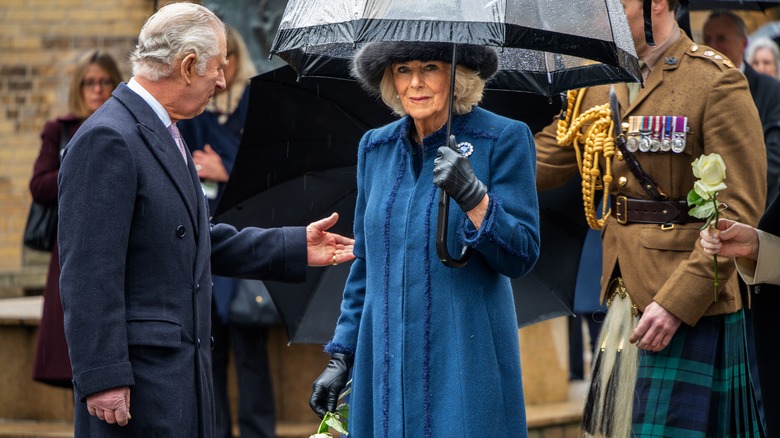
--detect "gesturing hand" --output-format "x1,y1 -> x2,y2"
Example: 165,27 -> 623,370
86,386 -> 131,426
306,213 -> 355,267
433,135 -> 487,212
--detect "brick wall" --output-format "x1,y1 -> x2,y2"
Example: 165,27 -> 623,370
0,0 -> 156,271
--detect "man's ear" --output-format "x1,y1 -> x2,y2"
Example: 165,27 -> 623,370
180,53 -> 198,85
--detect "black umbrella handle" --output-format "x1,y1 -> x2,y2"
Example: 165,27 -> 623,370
435,43 -> 472,268
436,188 -> 473,268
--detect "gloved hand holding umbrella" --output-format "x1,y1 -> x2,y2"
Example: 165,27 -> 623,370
433,135 -> 488,214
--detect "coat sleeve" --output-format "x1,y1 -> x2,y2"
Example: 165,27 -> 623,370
58,125 -> 137,399
460,121 -> 540,279
209,222 -> 307,282
534,112 -> 582,191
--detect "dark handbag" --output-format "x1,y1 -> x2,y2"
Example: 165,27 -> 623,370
23,201 -> 58,251
23,122 -> 70,252
228,279 -> 281,326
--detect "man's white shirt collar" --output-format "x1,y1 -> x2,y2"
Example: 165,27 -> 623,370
127,77 -> 173,128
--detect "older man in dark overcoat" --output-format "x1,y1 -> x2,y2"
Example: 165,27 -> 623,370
57,3 -> 353,436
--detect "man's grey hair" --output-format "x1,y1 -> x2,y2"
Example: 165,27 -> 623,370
130,3 -> 226,81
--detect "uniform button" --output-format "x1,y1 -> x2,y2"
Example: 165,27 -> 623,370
616,150 -> 624,161
755,285 -> 762,294
176,225 -> 186,238
618,176 -> 628,187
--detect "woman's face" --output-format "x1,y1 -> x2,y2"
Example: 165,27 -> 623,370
392,60 -> 451,127
751,47 -> 778,78
81,64 -> 115,113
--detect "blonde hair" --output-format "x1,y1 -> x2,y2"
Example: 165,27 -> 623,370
378,64 -> 486,117
211,25 -> 257,115
68,50 -> 122,119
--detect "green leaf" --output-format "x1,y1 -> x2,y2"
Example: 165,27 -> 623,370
687,188 -> 704,206
325,415 -> 349,435
689,203 -> 716,219
317,414 -> 333,434
336,403 -> 350,421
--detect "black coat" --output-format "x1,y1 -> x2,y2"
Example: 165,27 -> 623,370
745,63 -> 780,206
58,83 -> 308,437
752,191 -> 780,438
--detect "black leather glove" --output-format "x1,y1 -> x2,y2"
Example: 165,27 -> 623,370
433,135 -> 487,212
309,353 -> 353,419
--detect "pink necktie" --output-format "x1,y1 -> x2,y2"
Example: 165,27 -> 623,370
167,122 -> 188,164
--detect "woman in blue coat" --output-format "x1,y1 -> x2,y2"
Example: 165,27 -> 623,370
309,42 -> 540,437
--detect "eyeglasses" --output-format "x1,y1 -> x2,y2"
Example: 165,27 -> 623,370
82,78 -> 114,89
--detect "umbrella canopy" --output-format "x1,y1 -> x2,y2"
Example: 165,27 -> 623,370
270,0 -> 641,96
212,65 -> 395,344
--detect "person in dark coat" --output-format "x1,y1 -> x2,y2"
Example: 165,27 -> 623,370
57,4 -> 354,436
30,49 -> 122,388
699,198 -> 780,438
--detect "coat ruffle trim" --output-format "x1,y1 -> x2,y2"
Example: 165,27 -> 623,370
324,341 -> 355,358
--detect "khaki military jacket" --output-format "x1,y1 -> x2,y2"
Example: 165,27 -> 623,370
535,32 -> 766,326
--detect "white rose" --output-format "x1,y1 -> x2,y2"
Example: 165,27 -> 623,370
310,434 -> 332,438
692,153 -> 727,199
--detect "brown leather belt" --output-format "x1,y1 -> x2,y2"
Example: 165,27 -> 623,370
611,195 -> 705,225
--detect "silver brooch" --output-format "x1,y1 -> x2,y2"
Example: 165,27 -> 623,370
457,141 -> 474,157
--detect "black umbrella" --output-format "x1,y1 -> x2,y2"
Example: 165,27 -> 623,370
511,177 -> 587,327
212,66 -> 395,344
270,0 -> 641,268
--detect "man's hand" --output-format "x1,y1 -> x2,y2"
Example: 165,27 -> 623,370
306,213 -> 355,266
192,144 -> 229,182
699,218 -> 760,261
86,386 -> 131,426
629,302 -> 681,352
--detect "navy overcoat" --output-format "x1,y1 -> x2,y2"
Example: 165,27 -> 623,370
58,83 -> 307,437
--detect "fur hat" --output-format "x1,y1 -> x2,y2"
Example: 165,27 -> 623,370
352,42 -> 499,95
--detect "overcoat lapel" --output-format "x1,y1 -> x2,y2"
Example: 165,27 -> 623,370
138,124 -> 200,230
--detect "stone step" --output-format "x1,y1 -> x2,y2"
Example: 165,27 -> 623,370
0,420 -> 322,438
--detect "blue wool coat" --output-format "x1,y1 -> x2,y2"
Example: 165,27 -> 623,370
326,106 -> 540,437
58,84 -> 307,437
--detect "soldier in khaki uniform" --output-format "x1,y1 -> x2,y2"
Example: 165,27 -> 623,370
535,0 -> 766,435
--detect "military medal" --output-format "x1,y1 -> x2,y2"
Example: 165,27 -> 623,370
626,116 -> 639,152
639,116 -> 651,152
671,116 -> 688,153
650,116 -> 662,152
661,116 -> 672,152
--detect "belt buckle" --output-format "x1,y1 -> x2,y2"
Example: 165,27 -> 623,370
615,195 -> 628,224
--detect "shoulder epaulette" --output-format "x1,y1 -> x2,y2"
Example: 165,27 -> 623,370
685,44 -> 735,70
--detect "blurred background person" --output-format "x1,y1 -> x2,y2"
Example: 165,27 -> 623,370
178,26 -> 276,438
703,10 -> 780,205
748,36 -> 780,79
30,49 -> 122,388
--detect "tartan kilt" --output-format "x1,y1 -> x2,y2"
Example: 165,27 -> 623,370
632,309 -> 764,437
